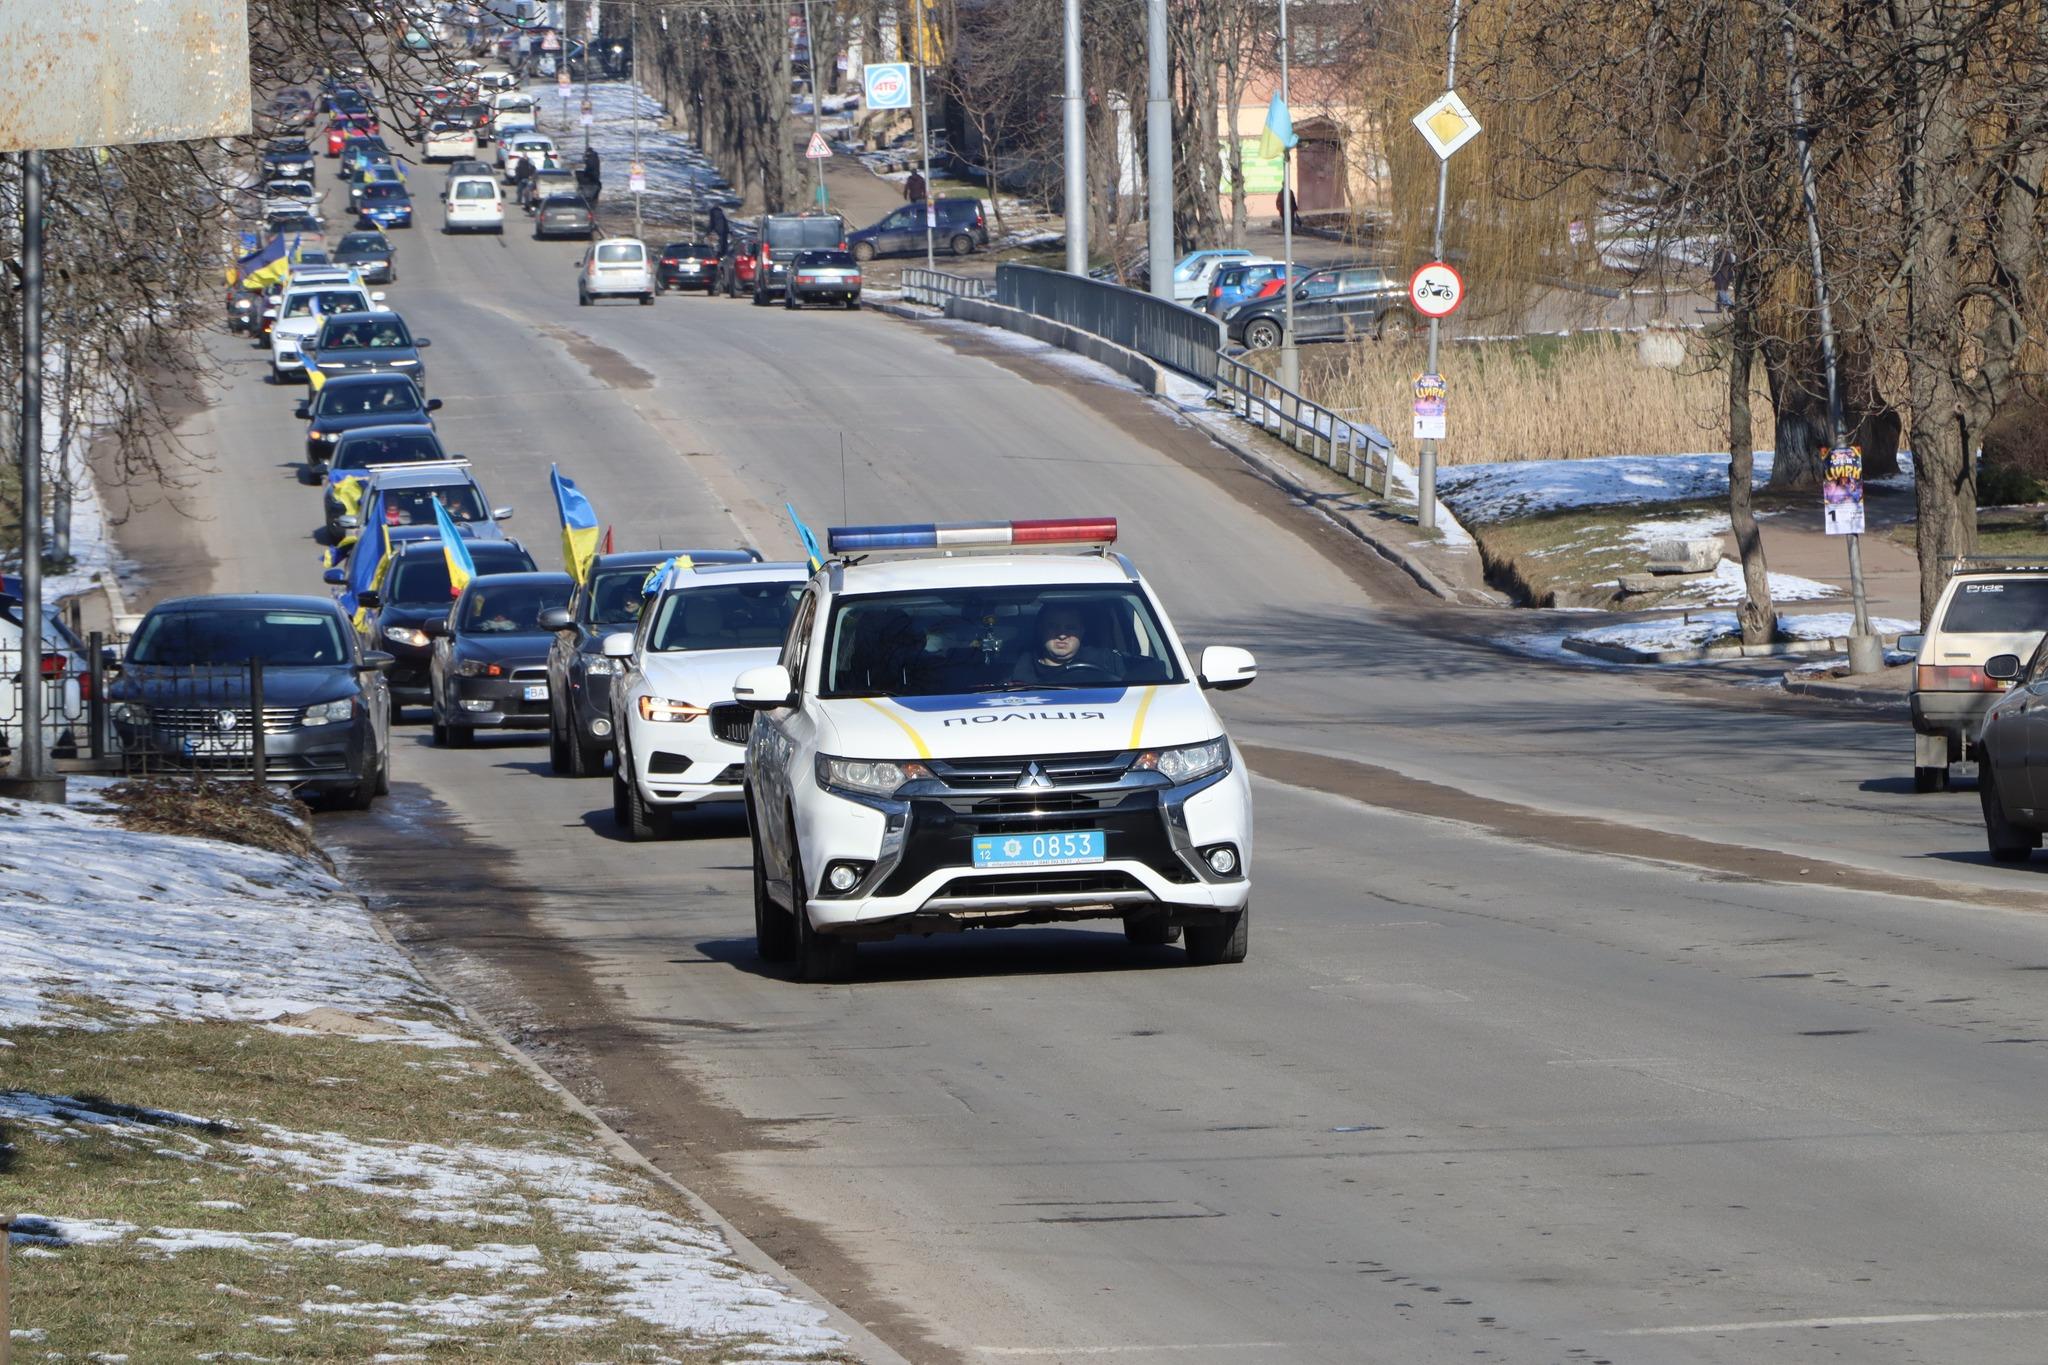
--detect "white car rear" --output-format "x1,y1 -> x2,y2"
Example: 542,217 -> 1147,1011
499,133 -> 554,181
442,174 -> 505,233
423,121 -> 479,161
492,93 -> 538,138
578,238 -> 656,306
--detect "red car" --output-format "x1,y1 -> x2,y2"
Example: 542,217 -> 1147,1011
717,241 -> 759,298
326,114 -> 377,157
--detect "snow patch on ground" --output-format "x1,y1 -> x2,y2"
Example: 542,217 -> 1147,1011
1674,558 -> 1840,605
1566,611 -> 1918,653
1438,451 -> 1779,525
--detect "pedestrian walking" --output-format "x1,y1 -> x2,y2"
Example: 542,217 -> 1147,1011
579,146 -> 603,207
1276,187 -> 1300,231
904,169 -> 927,204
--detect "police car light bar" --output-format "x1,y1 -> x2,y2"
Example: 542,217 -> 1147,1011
826,518 -> 1118,555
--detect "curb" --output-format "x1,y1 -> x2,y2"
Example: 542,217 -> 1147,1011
354,904 -> 914,1365
1563,631 -> 1908,666
1779,671 -> 1913,711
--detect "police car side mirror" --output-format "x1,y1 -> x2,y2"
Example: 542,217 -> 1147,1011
539,607 -> 574,633
1986,654 -> 2023,682
1897,633 -> 1924,657
600,631 -> 637,658
733,663 -> 795,710
323,567 -> 347,585
1197,645 -> 1257,692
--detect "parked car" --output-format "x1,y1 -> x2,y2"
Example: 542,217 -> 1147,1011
427,572 -> 577,746
1905,563 -> 2048,791
358,538 -> 539,711
656,241 -> 719,293
540,548 -> 764,776
1223,264 -> 1409,349
533,191 -> 594,240
748,212 -> 845,304
0,581 -> 92,764
295,371 -> 440,470
1169,248 -> 1257,304
520,166 -> 578,213
330,230 -> 396,284
846,197 -> 989,261
107,594 -> 393,808
578,238 -> 656,306
715,235 -> 760,297
441,173 -> 505,233
1204,259 -> 1295,315
301,310 -> 432,387
784,249 -> 862,310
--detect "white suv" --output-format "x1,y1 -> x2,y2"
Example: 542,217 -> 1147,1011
607,562 -> 811,840
736,519 -> 1257,981
269,277 -> 380,383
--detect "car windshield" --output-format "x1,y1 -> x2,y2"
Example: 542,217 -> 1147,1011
285,289 -> 368,318
461,581 -> 572,633
128,609 -> 349,667
647,582 -> 803,652
315,378 -> 418,416
1941,579 -> 2048,633
587,568 -> 660,626
337,233 -> 387,253
388,548 -> 530,604
821,586 -> 1184,698
596,242 -> 644,264
363,184 -> 408,202
796,251 -> 855,268
765,217 -> 844,250
379,485 -> 485,526
333,431 -> 442,469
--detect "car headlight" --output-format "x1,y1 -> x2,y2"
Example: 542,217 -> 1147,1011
584,655 -> 618,675
317,361 -> 345,370
300,698 -> 355,726
456,659 -> 498,678
637,695 -> 705,723
816,755 -> 931,798
1136,737 -> 1230,785
389,357 -> 418,366
383,626 -> 430,648
112,701 -> 151,725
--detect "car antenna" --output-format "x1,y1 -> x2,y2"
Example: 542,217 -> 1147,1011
839,431 -> 849,525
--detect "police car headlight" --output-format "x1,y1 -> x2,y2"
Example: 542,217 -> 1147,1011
1137,738 -> 1230,785
817,755 -> 931,798
637,695 -> 706,723
300,699 -> 355,727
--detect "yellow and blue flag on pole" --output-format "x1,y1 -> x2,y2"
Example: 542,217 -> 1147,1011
235,236 -> 289,290
1258,94 -> 1299,161
786,503 -> 824,572
434,498 -> 478,596
551,464 -> 601,582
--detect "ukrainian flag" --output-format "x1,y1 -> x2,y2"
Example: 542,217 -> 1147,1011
342,491 -> 393,624
787,502 -> 824,572
434,498 -> 478,595
236,236 -> 289,290
1258,94 -> 1300,161
550,465 -> 601,582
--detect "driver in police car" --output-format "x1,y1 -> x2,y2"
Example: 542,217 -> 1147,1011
1010,603 -> 1123,683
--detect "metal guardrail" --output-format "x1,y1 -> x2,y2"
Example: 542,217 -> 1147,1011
1213,353 -> 1397,497
996,263 -> 1224,383
902,268 -> 994,307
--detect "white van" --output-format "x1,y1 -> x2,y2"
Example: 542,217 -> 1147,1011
443,174 -> 505,234
578,238 -> 656,306
493,91 -> 538,138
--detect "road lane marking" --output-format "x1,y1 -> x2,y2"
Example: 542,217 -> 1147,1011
1612,1309 -> 2048,1335
972,1345 -> 1296,1357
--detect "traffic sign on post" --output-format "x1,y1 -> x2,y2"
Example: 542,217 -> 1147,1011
1411,91 -> 1482,161
1408,262 -> 1464,318
804,131 -> 832,160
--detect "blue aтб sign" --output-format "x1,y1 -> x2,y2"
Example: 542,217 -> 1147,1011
863,63 -> 914,110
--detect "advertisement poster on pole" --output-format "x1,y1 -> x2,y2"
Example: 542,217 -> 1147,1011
557,69 -> 570,90
1413,373 -> 1447,441
580,97 -> 593,127
863,62 -> 914,110
1823,446 -> 1865,535
628,162 -> 645,194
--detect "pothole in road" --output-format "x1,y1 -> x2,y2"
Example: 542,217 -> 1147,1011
540,324 -> 655,390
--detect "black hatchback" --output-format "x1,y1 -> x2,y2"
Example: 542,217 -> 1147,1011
656,241 -> 719,293
331,230 -> 396,283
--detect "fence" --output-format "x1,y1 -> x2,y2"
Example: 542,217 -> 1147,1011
0,634 -> 104,770
995,264 -> 1225,384
902,267 -> 993,308
1214,352 -> 1396,497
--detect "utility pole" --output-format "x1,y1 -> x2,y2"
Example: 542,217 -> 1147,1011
915,0 -> 935,266
803,0 -> 825,209
630,0 -> 642,238
1783,19 -> 1880,673
1145,0 -> 1172,301
1416,0 -> 1464,536
8,150 -> 61,802
1277,0 -> 1298,390
1062,0 -> 1088,274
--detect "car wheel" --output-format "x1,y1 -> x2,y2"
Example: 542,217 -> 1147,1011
373,750 -> 391,796
445,719 -> 474,748
611,760 -> 630,825
1183,905 -> 1249,965
578,288 -> 590,306
337,775 -> 377,810
1244,319 -> 1282,350
752,288 -> 768,306
1123,914 -> 1180,946
567,718 -> 603,778
851,240 -> 875,263
1980,766 -> 2039,862
846,298 -> 860,311
640,293 -> 654,306
431,712 -> 449,745
784,294 -> 798,310
750,800 -> 797,963
547,702 -> 571,773
615,761 -> 666,841
790,841 -> 857,982
949,232 -> 973,257
1376,312 -> 1413,342
1914,764 -> 1949,793
269,363 -> 283,384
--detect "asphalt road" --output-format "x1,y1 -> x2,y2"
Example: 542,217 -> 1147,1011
126,138 -> 2048,1363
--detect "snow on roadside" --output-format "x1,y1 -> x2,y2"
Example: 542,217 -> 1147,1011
1671,558 -> 1839,605
1437,451 -> 1780,525
1564,610 -> 1917,654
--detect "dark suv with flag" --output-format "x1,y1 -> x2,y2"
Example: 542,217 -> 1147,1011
355,538 -> 538,710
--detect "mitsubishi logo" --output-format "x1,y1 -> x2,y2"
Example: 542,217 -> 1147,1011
1016,762 -> 1053,791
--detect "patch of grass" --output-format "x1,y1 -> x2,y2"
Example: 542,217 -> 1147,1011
100,778 -> 325,864
1888,504 -> 2048,560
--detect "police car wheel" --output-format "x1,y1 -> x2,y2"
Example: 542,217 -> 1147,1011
791,847 -> 858,983
1183,907 -> 1248,966
1123,914 -> 1180,947
751,815 -> 797,963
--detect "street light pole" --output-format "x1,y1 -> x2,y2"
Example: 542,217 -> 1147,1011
1145,0 -> 1173,302
9,150 -> 59,802
1277,0 -> 1298,390
916,0 -> 935,266
803,0 -> 825,209
1415,0 -> 1463,536
1062,0 -> 1088,274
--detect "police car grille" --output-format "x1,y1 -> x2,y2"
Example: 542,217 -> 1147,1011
928,751 -> 1132,790
935,871 -> 1144,899
709,704 -> 753,746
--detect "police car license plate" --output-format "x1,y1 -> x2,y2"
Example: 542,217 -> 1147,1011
971,831 -> 1105,869
523,684 -> 549,701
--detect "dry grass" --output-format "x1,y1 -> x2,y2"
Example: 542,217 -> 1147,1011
100,778 -> 326,865
1275,330 -> 1773,466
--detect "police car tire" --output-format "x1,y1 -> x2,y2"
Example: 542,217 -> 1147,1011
791,846 -> 858,982
1123,914 -> 1180,947
750,817 -> 797,963
1183,907 -> 1248,965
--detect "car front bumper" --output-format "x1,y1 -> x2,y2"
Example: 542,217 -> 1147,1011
448,675 -> 552,728
626,705 -> 751,805
116,716 -> 374,792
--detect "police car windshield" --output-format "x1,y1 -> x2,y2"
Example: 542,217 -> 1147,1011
647,583 -> 802,652
129,610 -> 348,667
333,432 -> 441,468
821,586 -> 1183,698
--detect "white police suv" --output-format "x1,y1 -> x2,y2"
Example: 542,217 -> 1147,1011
736,518 -> 1257,981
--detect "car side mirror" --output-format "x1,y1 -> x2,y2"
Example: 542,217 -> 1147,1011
733,663 -> 795,710
1896,632 -> 1924,656
338,514 -> 360,530
422,618 -> 450,638
1986,654 -> 2023,682
538,607 -> 574,632
370,291 -> 387,303
600,630 -> 637,659
312,524 -> 340,545
425,399 -> 443,414
415,337 -> 431,347
360,649 -> 395,670
323,567 -> 347,585
1197,645 -> 1257,692
357,590 -> 382,610
294,401 -> 311,419
493,506 -> 513,520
